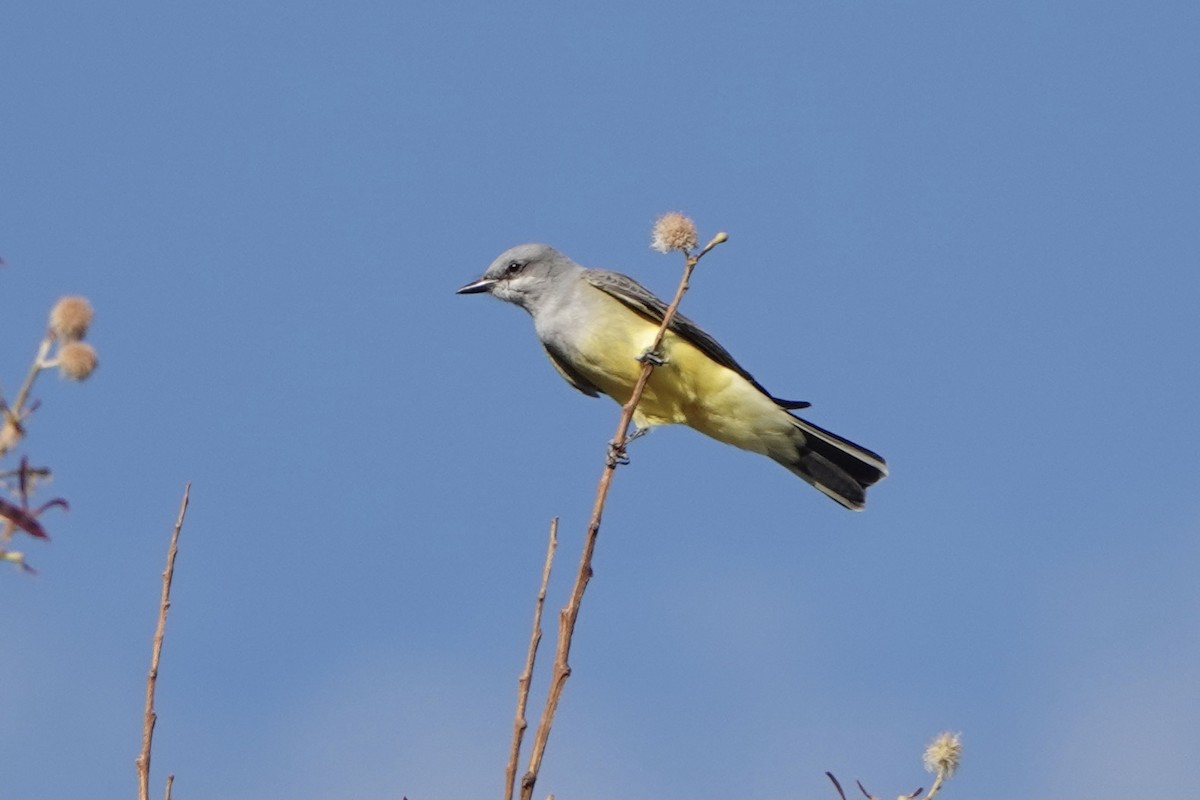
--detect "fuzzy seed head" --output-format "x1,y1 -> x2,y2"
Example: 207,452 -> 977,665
923,731 -> 962,778
49,296 -> 94,341
58,341 -> 98,381
651,212 -> 699,254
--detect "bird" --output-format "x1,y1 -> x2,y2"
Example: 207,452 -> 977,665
457,243 -> 887,509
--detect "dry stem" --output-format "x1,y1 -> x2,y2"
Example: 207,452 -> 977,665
519,233 -> 727,800
0,335 -> 54,458
136,483 -> 191,800
9,336 -> 54,420
504,518 -> 558,800
925,769 -> 947,800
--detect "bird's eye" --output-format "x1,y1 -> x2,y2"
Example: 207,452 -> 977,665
504,260 -> 524,276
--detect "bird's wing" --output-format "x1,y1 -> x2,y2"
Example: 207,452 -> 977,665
582,269 -> 810,409
541,341 -> 602,397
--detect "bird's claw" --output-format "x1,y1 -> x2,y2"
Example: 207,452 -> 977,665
606,426 -> 650,467
636,348 -> 667,366
606,440 -> 630,467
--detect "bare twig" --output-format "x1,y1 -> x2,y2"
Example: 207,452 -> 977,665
0,336 -> 53,459
519,232 -> 728,800
136,483 -> 191,800
504,518 -> 558,800
0,465 -> 51,482
164,774 -> 174,800
826,771 -> 848,800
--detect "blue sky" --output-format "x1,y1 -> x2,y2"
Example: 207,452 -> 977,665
2,2 -> 1198,797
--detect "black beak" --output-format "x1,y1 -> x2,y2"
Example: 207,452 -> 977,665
456,276 -> 496,294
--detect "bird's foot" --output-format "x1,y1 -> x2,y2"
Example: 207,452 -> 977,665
606,426 -> 650,467
636,348 -> 667,366
606,440 -> 631,467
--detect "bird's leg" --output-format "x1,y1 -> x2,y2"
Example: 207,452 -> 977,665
636,348 -> 667,366
626,425 -> 651,444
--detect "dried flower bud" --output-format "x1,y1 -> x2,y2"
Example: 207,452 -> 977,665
2,550 -> 35,574
923,731 -> 962,778
49,296 -> 94,341
58,341 -> 98,381
651,212 -> 699,254
0,417 -> 22,454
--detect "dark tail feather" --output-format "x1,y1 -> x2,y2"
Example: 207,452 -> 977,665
775,416 -> 888,511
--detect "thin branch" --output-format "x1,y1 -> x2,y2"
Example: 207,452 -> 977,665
0,335 -> 53,458
164,774 -> 174,800
504,518 -> 558,800
136,483 -> 191,800
0,465 -> 51,482
826,772 -> 848,800
519,232 -> 727,800
8,335 -> 53,421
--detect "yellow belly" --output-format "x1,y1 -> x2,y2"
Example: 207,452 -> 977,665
569,293 -> 783,453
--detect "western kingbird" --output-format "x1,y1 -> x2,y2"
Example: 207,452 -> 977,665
457,243 -> 887,509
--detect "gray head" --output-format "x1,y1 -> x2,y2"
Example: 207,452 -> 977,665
456,243 -> 582,312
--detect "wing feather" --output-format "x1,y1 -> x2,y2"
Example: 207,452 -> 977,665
542,342 -> 602,397
581,269 -> 807,408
